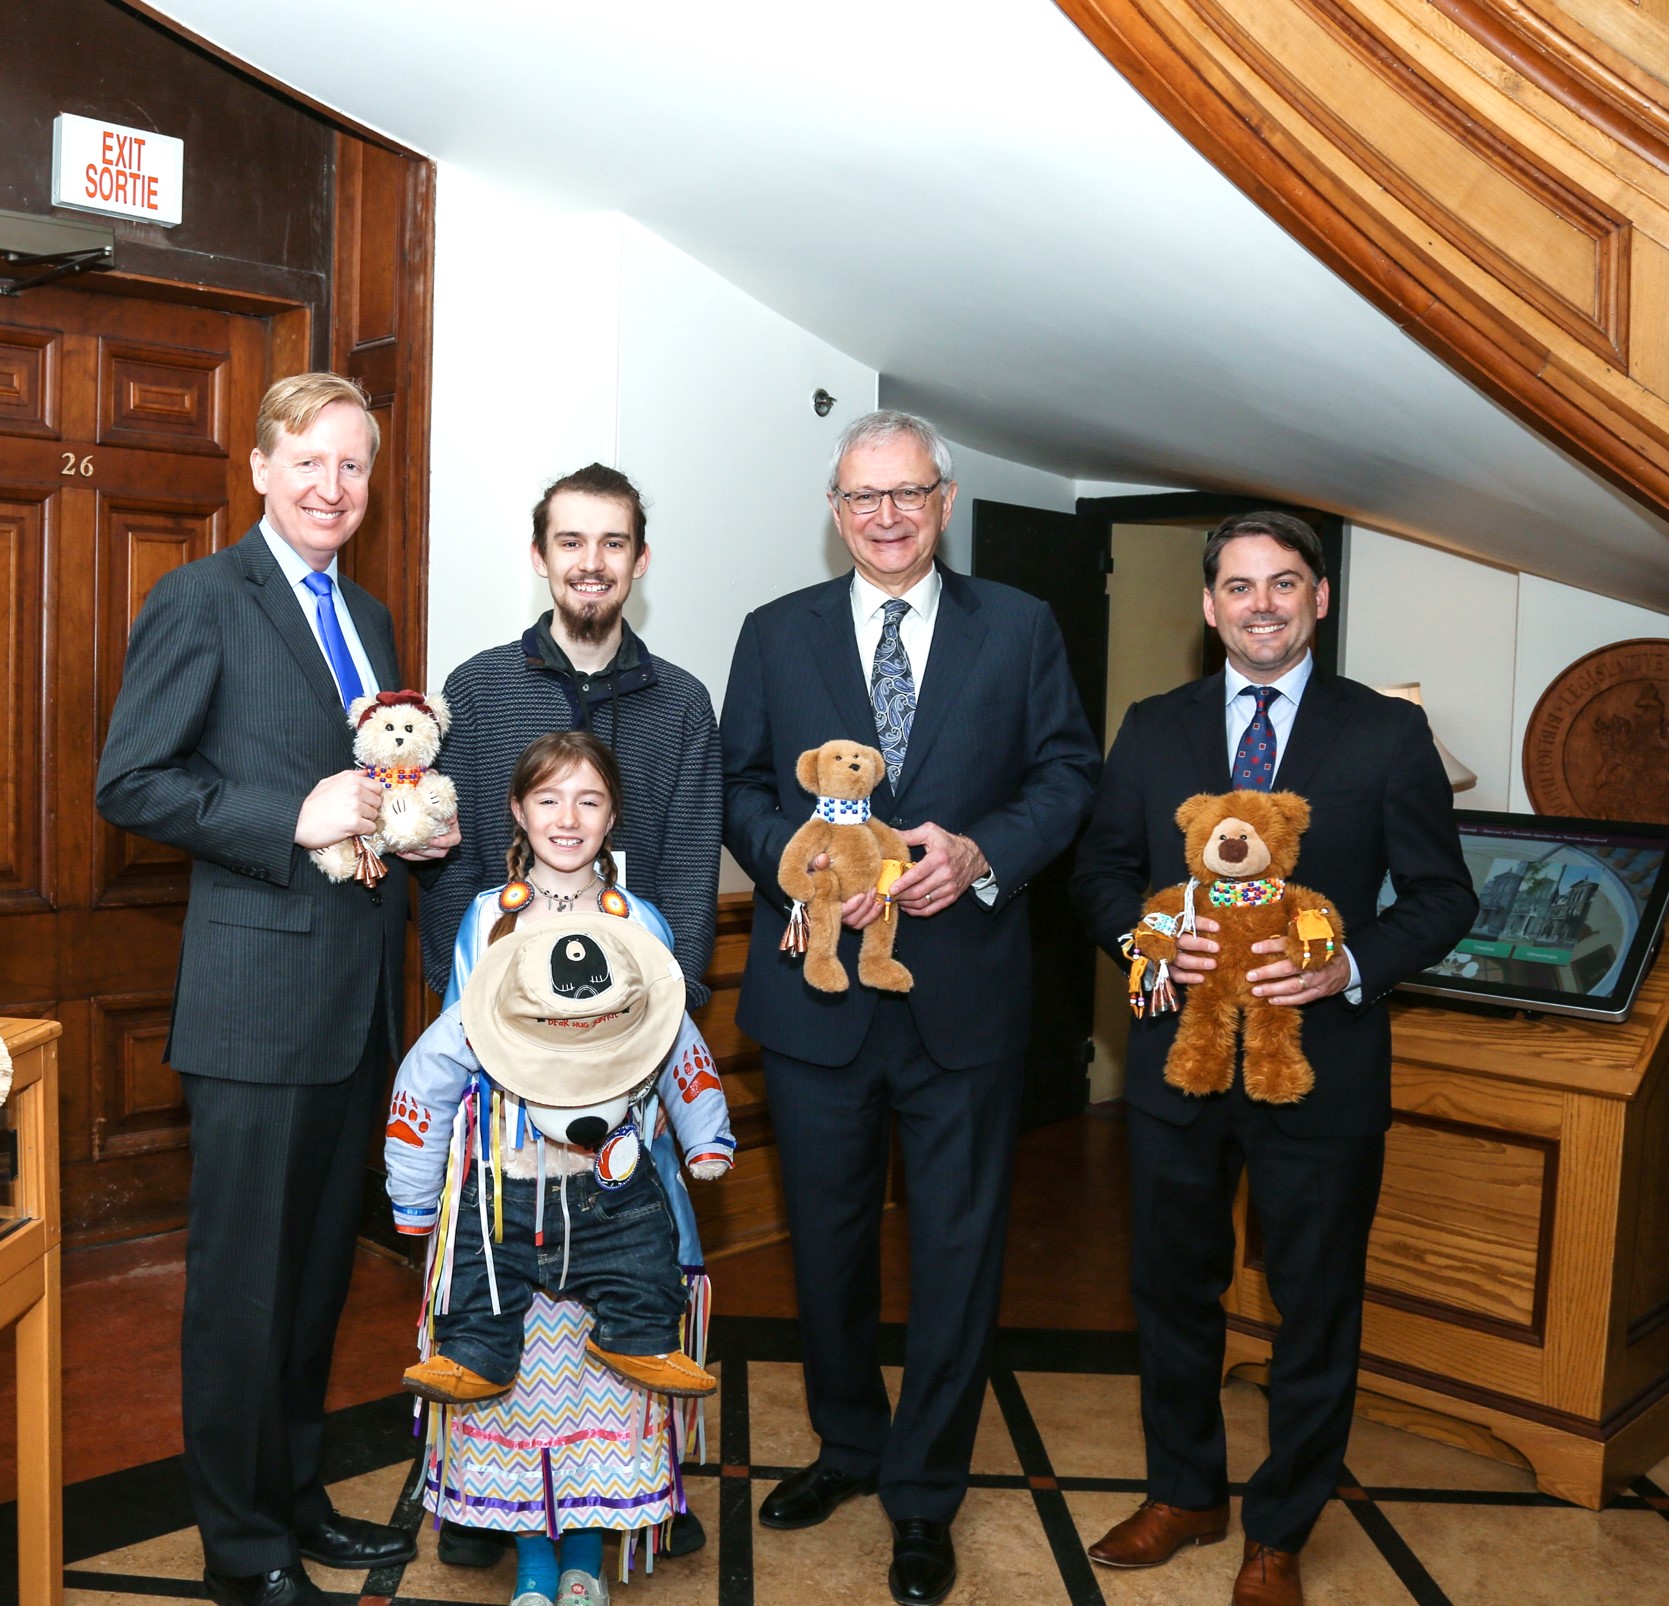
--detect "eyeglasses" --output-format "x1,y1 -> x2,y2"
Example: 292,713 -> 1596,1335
833,479 -> 943,515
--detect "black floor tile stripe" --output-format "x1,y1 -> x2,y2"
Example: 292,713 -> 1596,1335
364,1445 -> 429,1597
717,1352 -> 753,1606
15,1320 -> 1669,1604
60,1575 -> 209,1600
1632,1474 -> 1669,1523
1337,1462 -> 1452,1606
990,1369 -> 1106,1605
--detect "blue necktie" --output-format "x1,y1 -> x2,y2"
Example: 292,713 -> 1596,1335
870,599 -> 916,788
1233,685 -> 1279,790
301,571 -> 364,708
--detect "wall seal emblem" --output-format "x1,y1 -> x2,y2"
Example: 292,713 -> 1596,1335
1522,639 -> 1669,823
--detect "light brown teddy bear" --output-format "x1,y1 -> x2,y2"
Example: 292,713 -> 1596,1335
312,689 -> 458,885
1124,789 -> 1343,1104
778,739 -> 913,994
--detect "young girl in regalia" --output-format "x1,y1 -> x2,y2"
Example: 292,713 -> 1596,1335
385,731 -> 731,1606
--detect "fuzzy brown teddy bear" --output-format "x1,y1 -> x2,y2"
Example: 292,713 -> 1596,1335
312,689 -> 458,885
778,739 -> 913,993
1124,789 -> 1343,1104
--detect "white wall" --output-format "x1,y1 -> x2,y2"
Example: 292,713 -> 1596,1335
1509,576 -> 1669,813
614,220 -> 877,711
1341,525 -> 1668,811
427,167 -> 626,685
1341,528 -> 1520,809
427,197 -> 881,894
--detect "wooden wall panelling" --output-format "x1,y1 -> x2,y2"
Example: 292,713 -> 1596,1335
1056,0 -> 1669,523
2,4 -> 438,1245
0,492 -> 48,915
1224,951 -> 1669,1506
4,0 -> 333,320
330,131 -> 438,1065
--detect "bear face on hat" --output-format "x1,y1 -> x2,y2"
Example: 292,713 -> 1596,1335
460,912 -> 686,1112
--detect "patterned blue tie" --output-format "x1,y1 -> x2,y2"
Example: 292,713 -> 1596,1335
1233,685 -> 1279,790
301,571 -> 364,708
870,598 -> 916,788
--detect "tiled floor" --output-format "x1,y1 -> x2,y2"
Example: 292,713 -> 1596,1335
11,1111 -> 1669,1604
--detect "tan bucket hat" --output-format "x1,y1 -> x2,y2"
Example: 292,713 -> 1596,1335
460,912 -> 685,1107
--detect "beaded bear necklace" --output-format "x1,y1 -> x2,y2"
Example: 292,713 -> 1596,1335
1208,876 -> 1286,908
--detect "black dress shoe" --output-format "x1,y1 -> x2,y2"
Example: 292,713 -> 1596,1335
758,1460 -> 879,1529
295,1508 -> 417,1568
436,1518 -> 514,1567
664,1506 -> 706,1556
203,1565 -> 327,1606
889,1518 -> 956,1606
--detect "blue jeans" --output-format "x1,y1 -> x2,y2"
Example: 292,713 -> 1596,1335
438,1153 -> 688,1386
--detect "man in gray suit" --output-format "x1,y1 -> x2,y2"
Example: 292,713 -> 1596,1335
97,373 -> 457,1606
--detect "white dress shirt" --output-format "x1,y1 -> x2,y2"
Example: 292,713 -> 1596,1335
1222,656 -> 1311,781
261,518 -> 379,703
850,568 -> 942,697
849,568 -> 996,901
1221,653 -> 1359,996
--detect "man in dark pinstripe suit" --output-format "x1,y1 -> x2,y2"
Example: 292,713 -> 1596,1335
722,411 -> 1100,1605
97,374 -> 456,1606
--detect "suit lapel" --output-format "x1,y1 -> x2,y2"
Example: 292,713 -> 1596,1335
1275,673 -> 1349,797
1187,672 -> 1233,794
808,576 -> 880,747
340,578 -> 398,691
235,528 -> 358,737
894,567 -> 986,798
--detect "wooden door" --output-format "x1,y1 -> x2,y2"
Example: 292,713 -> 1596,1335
0,282 -> 269,1242
970,499 -> 1110,1128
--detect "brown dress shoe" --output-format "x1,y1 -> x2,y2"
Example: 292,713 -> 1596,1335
1086,1498 -> 1230,1567
1233,1539 -> 1303,1605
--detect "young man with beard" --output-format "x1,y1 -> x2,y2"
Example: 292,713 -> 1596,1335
422,463 -> 721,1011
418,464 -> 722,1569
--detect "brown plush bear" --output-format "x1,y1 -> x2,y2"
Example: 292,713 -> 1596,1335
1124,789 -> 1343,1104
778,739 -> 913,994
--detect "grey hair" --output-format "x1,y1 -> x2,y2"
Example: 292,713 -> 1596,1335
826,409 -> 956,493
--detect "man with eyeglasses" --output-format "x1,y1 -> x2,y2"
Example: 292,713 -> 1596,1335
722,409 -> 1099,1605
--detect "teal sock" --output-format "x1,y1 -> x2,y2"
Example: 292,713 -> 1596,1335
514,1533 -> 560,1599
560,1529 -> 604,1579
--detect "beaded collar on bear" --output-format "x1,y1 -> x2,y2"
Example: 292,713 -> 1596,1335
812,795 -> 871,824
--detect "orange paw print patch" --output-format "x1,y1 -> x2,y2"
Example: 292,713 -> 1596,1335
387,1090 -> 432,1147
672,1044 -> 722,1104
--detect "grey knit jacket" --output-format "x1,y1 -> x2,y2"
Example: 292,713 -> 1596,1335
419,615 -> 723,1007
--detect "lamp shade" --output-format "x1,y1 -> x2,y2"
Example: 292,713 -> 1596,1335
1374,682 -> 1477,792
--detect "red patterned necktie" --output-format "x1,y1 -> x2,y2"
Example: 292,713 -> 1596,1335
1233,685 -> 1278,790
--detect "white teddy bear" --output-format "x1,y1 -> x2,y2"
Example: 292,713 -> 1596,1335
311,689 -> 458,884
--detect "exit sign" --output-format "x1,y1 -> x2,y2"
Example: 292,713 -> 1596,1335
52,113 -> 183,227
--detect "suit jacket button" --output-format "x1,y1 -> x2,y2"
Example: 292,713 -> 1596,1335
369,890 -> 384,906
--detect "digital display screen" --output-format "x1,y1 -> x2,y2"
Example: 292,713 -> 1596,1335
1380,812 -> 1669,1021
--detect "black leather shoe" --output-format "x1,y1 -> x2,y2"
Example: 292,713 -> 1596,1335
203,1566 -> 327,1606
295,1508 -> 416,1568
758,1460 -> 879,1529
664,1507 -> 706,1556
889,1518 -> 956,1606
436,1518 -> 514,1567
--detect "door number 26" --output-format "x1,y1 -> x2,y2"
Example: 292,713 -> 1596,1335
61,452 -> 94,477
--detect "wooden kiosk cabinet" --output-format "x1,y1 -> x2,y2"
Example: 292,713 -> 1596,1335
1,1017 -> 63,1605
1223,956 -> 1669,1509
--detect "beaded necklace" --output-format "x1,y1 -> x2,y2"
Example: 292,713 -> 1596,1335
1208,876 -> 1286,908
364,762 -> 428,788
812,794 -> 871,824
